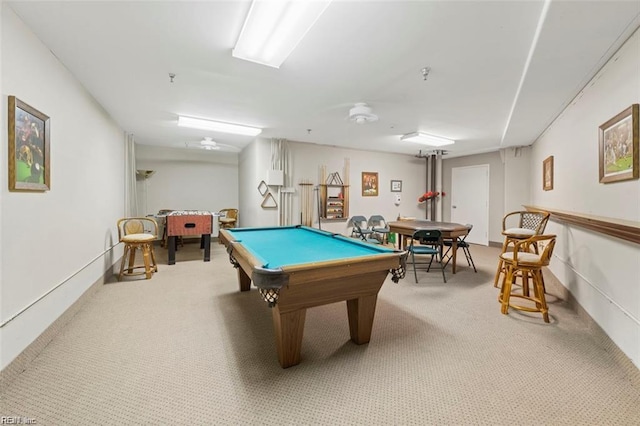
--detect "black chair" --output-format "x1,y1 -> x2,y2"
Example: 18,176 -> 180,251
443,224 -> 477,272
408,230 -> 446,283
368,215 -> 390,244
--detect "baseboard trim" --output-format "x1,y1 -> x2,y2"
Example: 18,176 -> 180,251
0,263 -> 115,389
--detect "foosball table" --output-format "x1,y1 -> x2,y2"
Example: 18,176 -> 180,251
166,210 -> 213,265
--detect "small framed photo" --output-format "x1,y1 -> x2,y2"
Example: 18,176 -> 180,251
599,104 -> 639,184
390,180 -> 402,192
362,171 -> 378,196
8,96 -> 50,192
543,156 -> 553,191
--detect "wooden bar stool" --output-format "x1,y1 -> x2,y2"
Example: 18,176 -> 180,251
117,217 -> 159,281
498,234 -> 556,322
494,210 -> 550,289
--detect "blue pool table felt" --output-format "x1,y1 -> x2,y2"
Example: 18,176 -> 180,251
226,226 -> 394,269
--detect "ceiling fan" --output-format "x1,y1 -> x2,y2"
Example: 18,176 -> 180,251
348,102 -> 378,124
184,137 -> 241,153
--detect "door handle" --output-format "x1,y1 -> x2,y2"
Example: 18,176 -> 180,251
452,205 -> 457,209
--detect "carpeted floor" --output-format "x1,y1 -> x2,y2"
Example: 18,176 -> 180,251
1,241 -> 639,425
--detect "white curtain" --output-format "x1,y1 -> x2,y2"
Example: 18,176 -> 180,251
124,132 -> 138,217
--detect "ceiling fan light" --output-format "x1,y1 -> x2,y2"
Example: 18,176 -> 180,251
400,132 -> 455,146
177,115 -> 262,136
349,102 -> 378,124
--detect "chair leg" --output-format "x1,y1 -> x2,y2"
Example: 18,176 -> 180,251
494,238 -> 511,287
142,245 -> 152,279
412,251 -> 418,283
464,246 -> 477,272
522,271 -> 530,297
426,254 -> 434,271
500,266 -> 514,315
127,246 -> 137,274
149,243 -> 158,272
439,252 -> 447,283
118,244 -> 130,281
534,270 -> 550,323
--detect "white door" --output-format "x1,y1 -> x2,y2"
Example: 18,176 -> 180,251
451,165 -> 489,245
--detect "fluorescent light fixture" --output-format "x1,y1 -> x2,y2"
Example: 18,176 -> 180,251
233,0 -> 333,68
177,116 -> 262,136
400,132 -> 455,147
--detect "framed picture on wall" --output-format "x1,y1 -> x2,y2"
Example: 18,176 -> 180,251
543,156 -> 553,191
362,172 -> 378,196
599,104 -> 639,184
8,96 -> 51,192
390,180 -> 402,192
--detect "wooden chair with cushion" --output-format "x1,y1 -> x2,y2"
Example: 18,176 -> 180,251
408,229 -> 446,283
494,210 -> 550,288
117,217 -> 159,281
218,208 -> 238,229
498,234 -> 556,322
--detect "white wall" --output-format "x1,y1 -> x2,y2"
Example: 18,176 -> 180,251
135,145 -> 239,236
239,138 -> 427,234
502,146 -> 532,214
1,6 -> 125,369
531,29 -> 640,368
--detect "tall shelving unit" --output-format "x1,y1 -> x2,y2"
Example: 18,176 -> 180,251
320,184 -> 349,220
319,160 -> 350,222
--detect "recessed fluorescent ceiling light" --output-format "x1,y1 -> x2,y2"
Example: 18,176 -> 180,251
400,132 -> 455,146
177,116 -> 262,136
233,0 -> 333,68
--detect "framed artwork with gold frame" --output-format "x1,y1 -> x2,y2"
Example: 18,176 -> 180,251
362,172 -> 378,196
8,96 -> 50,191
543,156 -> 553,191
599,104 -> 639,184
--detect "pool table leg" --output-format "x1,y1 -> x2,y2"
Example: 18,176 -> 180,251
346,294 -> 378,344
237,267 -> 252,292
272,307 -> 306,368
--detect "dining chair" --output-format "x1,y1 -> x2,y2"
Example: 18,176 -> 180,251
408,229 -> 446,283
443,224 -> 477,272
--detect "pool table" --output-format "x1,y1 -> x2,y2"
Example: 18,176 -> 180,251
219,225 -> 406,368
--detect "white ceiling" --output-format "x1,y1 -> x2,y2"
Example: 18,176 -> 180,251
8,0 -> 640,157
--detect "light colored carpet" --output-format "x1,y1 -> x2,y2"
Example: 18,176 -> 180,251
1,241 -> 639,425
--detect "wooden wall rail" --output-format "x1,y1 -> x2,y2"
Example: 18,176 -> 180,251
524,206 -> 640,245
